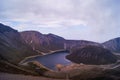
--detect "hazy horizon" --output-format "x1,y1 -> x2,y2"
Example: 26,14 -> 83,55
0,0 -> 120,42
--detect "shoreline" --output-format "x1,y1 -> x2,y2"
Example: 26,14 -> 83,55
19,49 -> 69,72
19,49 -> 69,64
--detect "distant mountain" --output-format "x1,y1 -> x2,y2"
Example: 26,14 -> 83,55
103,37 -> 120,53
20,31 -> 103,53
0,23 -> 39,63
20,31 -> 120,54
66,45 -> 117,65
65,40 -> 103,51
20,31 -> 65,53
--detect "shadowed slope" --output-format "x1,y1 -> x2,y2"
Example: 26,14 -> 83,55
0,23 -> 39,63
66,45 -> 117,65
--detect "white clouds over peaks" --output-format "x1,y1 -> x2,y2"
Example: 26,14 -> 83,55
0,0 -> 120,42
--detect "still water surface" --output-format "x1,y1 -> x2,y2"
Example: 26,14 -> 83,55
32,52 -> 71,70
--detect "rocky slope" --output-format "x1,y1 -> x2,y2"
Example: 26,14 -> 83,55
0,23 -> 39,63
103,37 -> 120,53
66,45 -> 117,65
20,31 -> 120,54
20,31 -> 65,53
20,31 -> 103,53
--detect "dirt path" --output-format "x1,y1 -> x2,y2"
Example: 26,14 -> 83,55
0,72 -> 65,80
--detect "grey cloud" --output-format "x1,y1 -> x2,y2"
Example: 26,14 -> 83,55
0,0 -> 120,42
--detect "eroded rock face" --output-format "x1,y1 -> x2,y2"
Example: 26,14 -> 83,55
66,45 -> 117,65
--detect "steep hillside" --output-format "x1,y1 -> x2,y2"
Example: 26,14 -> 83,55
103,37 -> 120,53
0,23 -> 39,63
66,45 -> 117,65
20,31 -> 65,53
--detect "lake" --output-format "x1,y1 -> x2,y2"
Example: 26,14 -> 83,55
36,52 -> 71,70
22,51 -> 72,70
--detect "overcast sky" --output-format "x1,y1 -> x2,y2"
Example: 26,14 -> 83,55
0,0 -> 120,42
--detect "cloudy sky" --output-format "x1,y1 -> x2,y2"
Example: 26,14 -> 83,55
0,0 -> 120,42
